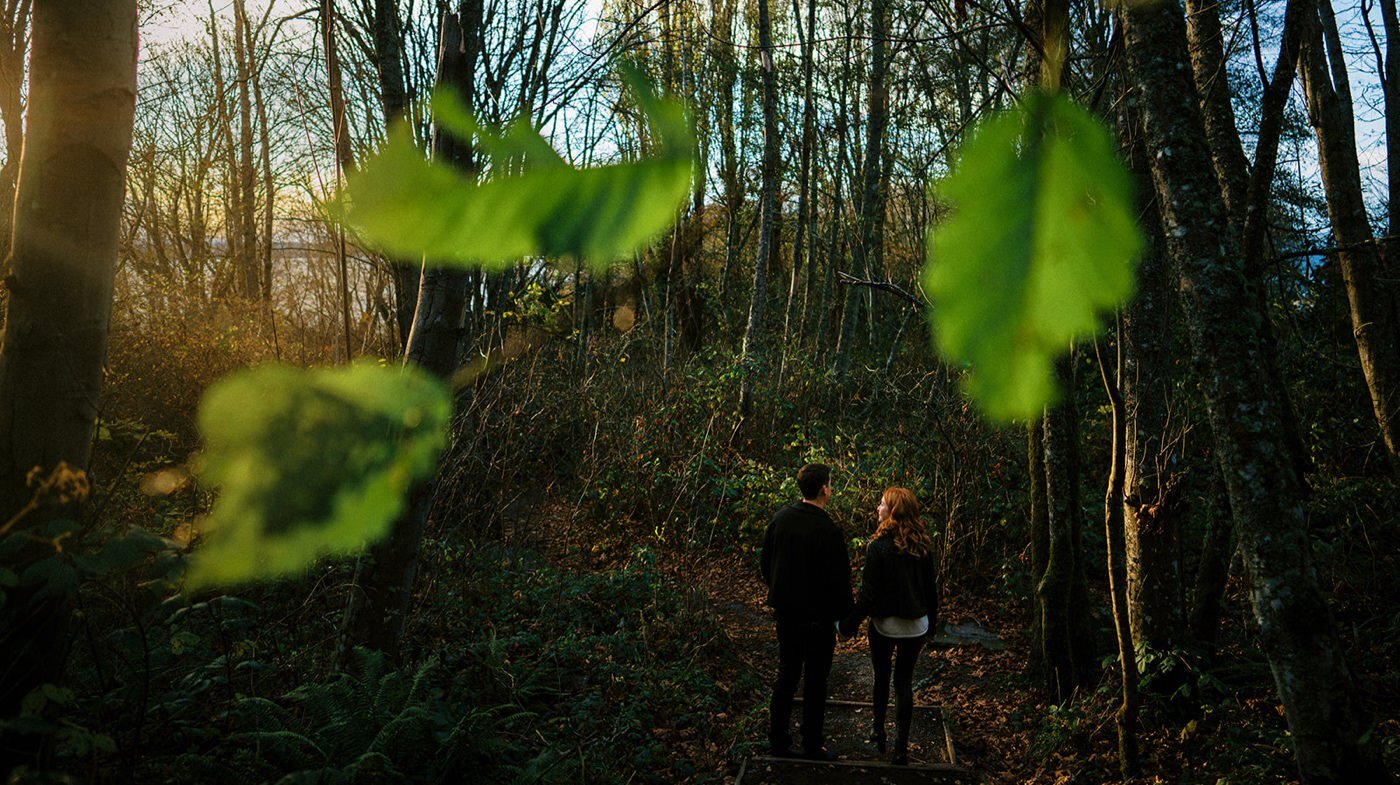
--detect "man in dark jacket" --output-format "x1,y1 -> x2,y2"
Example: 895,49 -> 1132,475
760,463 -> 852,760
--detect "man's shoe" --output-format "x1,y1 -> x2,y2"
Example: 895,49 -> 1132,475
802,748 -> 839,762
890,749 -> 909,766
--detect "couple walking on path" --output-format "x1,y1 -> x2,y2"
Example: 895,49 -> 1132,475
761,463 -> 940,766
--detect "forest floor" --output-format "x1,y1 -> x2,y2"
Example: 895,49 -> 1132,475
672,547 -> 1056,784
513,496 -> 1321,785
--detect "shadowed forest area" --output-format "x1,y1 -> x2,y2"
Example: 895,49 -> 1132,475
0,0 -> 1398,782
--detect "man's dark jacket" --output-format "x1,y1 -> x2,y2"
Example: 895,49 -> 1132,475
841,533 -> 939,634
761,502 -> 852,622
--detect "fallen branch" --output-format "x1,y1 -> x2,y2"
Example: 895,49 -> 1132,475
836,270 -> 927,311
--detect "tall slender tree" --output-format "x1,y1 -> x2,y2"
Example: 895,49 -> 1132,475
339,2 -> 482,663
739,0 -> 779,418
0,0 -> 138,769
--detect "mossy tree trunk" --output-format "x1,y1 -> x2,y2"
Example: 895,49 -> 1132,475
1120,0 -> 1390,778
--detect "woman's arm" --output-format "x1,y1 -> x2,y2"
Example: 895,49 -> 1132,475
840,542 -> 883,635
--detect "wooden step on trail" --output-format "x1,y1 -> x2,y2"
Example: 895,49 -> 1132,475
736,701 -> 978,784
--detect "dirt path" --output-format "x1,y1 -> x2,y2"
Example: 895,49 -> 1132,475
671,547 -> 1047,783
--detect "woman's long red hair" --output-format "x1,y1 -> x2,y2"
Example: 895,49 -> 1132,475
873,487 -> 931,558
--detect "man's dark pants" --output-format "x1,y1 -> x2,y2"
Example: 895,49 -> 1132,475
769,617 -> 836,754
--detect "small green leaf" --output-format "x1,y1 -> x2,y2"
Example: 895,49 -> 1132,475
925,90 -> 1141,421
344,68 -> 692,269
185,362 -> 451,589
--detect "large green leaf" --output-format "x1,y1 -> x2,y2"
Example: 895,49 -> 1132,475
343,70 -> 692,269
925,90 -> 1141,421
185,362 -> 451,589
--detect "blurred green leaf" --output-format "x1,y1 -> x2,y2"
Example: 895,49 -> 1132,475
185,362 -> 451,589
343,69 -> 692,269
925,90 -> 1141,421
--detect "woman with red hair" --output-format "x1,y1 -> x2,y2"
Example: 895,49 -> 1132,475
839,487 -> 940,765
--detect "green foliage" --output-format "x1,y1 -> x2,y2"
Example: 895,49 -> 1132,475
925,90 -> 1141,421
185,362 -> 451,588
343,69 -> 692,269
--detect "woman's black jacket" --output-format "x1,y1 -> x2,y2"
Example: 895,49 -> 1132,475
839,533 -> 938,636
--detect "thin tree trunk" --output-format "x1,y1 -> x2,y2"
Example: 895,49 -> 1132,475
1382,0 -> 1399,237
1300,0 -> 1400,470
370,0 -> 418,353
781,0 -> 815,372
0,0 -> 137,769
233,0 -> 259,298
739,0 -> 778,418
1183,0 -> 1250,226
1097,336 -> 1141,779
1122,120 -> 1185,652
323,0 -> 356,360
0,0 -> 28,268
1189,463 -> 1236,651
1120,0 -> 1390,778
338,2 -> 481,664
798,0 -> 819,344
1027,419 -> 1048,664
1038,353 -> 1098,702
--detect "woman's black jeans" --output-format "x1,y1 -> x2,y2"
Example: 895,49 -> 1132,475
868,625 -> 924,752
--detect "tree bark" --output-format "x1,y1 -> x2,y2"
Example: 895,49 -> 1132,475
781,0 -> 816,369
1183,0 -> 1250,226
233,0 -> 260,298
0,0 -> 28,267
1038,354 -> 1098,702
1120,0 -> 1390,778
338,2 -> 481,664
369,0 -> 419,353
1121,123 -> 1185,652
1027,419 -> 1048,662
1300,0 -> 1400,470
1189,462 -> 1236,651
1097,337 -> 1141,779
323,0 -> 356,359
0,0 -> 137,769
739,0 -> 778,418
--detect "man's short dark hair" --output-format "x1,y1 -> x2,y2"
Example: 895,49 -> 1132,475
797,464 -> 831,500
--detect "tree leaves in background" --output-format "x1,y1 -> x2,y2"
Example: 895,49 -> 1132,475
343,69 -> 693,269
185,363 -> 450,589
924,90 -> 1141,421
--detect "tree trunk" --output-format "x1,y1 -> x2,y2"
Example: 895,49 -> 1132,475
233,0 -> 260,298
1027,419 -> 1048,662
369,0 -> 418,353
1098,337 -> 1141,779
0,1 -> 28,267
1382,0 -> 1399,237
323,0 -> 356,360
1189,463 -> 1236,651
1183,0 -> 1250,227
797,0 -> 819,345
1120,0 -> 1390,779
1122,124 -> 1185,652
738,0 -> 778,418
781,0 -> 815,370
338,2 -> 481,664
0,0 -> 137,769
1300,0 -> 1400,470
1037,354 -> 1098,703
